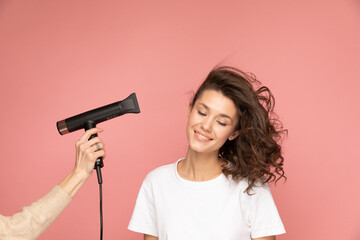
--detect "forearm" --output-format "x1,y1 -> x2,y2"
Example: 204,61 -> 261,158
252,236 -> 276,240
58,169 -> 90,198
144,234 -> 158,240
0,186 -> 71,240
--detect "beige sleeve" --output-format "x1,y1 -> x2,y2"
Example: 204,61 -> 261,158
0,185 -> 72,240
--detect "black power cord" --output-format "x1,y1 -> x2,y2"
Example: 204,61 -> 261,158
95,165 -> 103,240
99,182 -> 103,240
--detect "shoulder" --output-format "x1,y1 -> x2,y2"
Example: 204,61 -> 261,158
144,161 -> 177,183
233,178 -> 273,200
236,179 -> 279,217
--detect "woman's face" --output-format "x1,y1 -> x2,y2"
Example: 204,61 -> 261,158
186,89 -> 240,155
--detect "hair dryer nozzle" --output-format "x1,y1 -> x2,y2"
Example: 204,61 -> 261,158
120,92 -> 140,114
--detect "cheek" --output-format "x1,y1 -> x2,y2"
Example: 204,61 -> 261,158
187,111 -> 201,126
186,112 -> 197,134
214,126 -> 234,141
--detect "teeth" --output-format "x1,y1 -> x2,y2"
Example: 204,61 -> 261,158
197,132 -> 210,140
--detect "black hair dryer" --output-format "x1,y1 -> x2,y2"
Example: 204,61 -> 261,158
56,93 -> 140,184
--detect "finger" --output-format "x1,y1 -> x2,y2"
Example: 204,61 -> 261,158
77,136 -> 103,149
76,138 -> 104,156
93,149 -> 106,160
79,128 -> 104,142
76,138 -> 104,154
82,149 -> 105,163
92,142 -> 104,152
86,137 -> 104,148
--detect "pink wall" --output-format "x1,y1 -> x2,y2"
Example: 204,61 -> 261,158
1,0 -> 359,239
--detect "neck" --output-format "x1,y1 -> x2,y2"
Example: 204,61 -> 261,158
178,148 -> 223,181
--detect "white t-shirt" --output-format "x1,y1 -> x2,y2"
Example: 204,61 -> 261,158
128,159 -> 285,240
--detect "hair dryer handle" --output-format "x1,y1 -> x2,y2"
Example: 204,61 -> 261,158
89,133 -> 104,169
84,121 -> 103,184
84,121 -> 104,169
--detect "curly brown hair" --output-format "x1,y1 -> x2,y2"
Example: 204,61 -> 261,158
191,66 -> 287,194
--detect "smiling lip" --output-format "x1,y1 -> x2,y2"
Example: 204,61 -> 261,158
194,130 -> 212,142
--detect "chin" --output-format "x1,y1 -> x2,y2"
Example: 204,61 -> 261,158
188,143 -> 218,155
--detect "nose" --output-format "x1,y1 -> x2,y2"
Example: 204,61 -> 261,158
201,117 -> 212,133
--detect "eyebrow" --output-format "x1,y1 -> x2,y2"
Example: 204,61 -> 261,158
198,103 -> 233,121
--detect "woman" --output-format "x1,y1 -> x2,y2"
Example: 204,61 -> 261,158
128,66 -> 286,240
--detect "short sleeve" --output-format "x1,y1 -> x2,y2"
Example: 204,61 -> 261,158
240,183 -> 286,239
128,175 -> 158,237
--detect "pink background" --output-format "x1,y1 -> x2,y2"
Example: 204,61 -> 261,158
1,0 -> 360,239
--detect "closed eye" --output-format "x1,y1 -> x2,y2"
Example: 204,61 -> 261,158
217,121 -> 227,127
197,110 -> 206,116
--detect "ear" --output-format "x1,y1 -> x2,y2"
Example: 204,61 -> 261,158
228,130 -> 240,141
